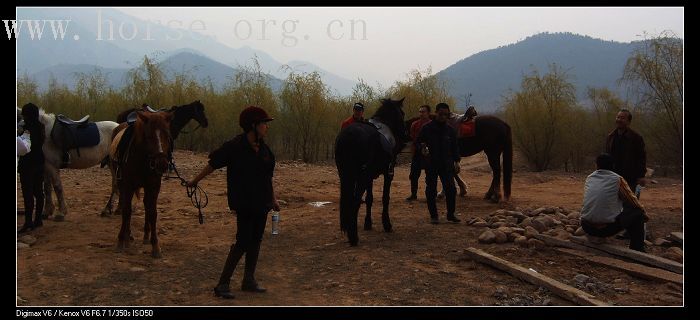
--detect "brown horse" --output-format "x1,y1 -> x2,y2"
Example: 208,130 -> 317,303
406,113 -> 513,202
110,110 -> 173,258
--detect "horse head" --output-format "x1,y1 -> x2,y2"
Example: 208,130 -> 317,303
135,111 -> 174,175
190,100 -> 209,128
373,97 -> 409,153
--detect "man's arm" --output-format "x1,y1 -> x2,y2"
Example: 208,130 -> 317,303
637,135 -> 647,184
618,177 -> 643,209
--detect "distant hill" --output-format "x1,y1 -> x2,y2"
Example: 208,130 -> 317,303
16,8 -> 353,95
27,51 -> 283,92
436,32 -> 643,113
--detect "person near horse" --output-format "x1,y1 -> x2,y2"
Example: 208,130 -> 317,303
418,102 -> 461,224
605,109 -> 648,240
406,104 -> 432,201
580,153 -> 648,252
187,106 -> 280,299
341,102 -> 365,129
18,103 -> 46,233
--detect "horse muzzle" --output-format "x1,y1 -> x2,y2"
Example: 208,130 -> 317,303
148,154 -> 169,175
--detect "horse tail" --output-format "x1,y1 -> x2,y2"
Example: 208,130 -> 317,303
503,122 -> 513,201
338,171 -> 353,234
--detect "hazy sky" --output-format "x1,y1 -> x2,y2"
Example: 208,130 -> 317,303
118,7 -> 683,87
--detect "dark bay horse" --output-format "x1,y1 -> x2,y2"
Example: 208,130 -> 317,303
102,100 -> 208,216
116,100 -> 208,139
406,113 -> 513,202
110,110 -> 173,258
335,98 -> 409,246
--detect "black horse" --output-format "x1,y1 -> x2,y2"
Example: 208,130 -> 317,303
116,100 -> 209,139
405,114 -> 513,202
335,98 -> 409,246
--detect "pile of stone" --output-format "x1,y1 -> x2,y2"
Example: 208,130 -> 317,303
469,206 -> 584,248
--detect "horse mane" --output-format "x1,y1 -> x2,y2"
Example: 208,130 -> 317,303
372,98 -> 398,121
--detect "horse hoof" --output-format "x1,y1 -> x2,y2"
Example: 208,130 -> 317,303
383,226 -> 393,233
151,251 -> 162,258
363,224 -> 372,231
53,215 -> 65,222
143,238 -> 150,245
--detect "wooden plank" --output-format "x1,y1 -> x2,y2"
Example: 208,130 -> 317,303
464,247 -> 607,306
534,234 -> 606,254
569,236 -> 683,274
669,232 -> 683,244
555,248 -> 683,285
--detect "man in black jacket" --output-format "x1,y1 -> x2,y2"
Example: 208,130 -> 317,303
417,102 -> 461,224
187,106 -> 280,300
18,103 -> 46,233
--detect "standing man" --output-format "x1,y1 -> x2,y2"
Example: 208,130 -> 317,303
606,109 -> 647,192
341,102 -> 365,129
606,109 -> 647,239
418,102 -> 461,224
187,106 -> 280,299
18,103 -> 46,233
406,105 -> 432,201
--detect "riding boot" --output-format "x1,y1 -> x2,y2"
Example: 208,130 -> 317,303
241,242 -> 266,292
216,243 -> 245,292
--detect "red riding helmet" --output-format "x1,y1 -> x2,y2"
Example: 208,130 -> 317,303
239,106 -> 274,131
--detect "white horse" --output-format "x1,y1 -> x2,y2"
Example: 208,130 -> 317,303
39,108 -> 119,220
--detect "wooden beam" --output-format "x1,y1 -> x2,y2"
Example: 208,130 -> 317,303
555,248 -> 683,285
534,234 -> 607,254
569,236 -> 683,274
464,247 -> 607,306
669,232 -> 683,244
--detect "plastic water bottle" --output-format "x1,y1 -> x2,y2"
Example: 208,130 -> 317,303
271,211 -> 280,235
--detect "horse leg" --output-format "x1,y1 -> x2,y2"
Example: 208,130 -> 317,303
143,183 -> 161,258
117,188 -> 135,251
363,182 -> 373,231
45,165 -> 67,221
381,170 -> 394,233
338,173 -> 359,246
101,163 -> 119,216
484,150 -> 502,203
42,172 -> 54,219
455,172 -> 468,197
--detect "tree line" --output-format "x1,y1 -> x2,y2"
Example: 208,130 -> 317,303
17,33 -> 682,174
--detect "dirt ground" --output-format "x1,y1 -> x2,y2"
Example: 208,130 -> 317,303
16,150 -> 683,306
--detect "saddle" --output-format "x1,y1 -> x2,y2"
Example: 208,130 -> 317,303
458,119 -> 476,138
126,105 -> 161,124
50,114 -> 100,160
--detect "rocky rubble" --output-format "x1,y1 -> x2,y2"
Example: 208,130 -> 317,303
469,206 -> 580,247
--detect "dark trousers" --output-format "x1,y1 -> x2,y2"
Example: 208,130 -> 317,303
218,209 -> 269,287
19,166 -> 44,227
581,207 -> 645,251
425,167 -> 456,218
408,152 -> 425,196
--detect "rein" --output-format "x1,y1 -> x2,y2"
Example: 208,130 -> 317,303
178,123 -> 201,135
166,158 -> 208,225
